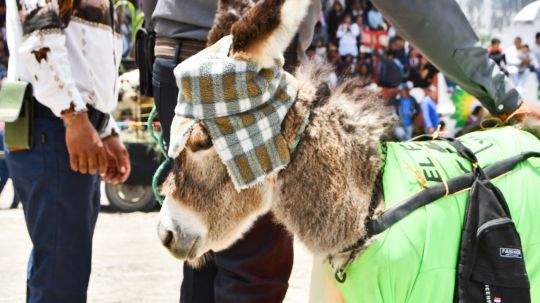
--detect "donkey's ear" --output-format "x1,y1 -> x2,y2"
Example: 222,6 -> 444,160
207,0 -> 255,46
230,0 -> 311,67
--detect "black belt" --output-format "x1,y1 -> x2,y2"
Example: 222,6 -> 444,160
34,100 -> 110,134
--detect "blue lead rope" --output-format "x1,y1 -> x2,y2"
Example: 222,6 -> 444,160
148,106 -> 170,205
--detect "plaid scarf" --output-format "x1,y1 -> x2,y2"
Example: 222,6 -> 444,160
169,35 -> 298,191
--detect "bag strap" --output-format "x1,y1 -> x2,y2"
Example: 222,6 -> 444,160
366,151 -> 540,238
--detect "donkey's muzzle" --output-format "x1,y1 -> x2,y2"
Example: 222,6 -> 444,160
157,222 -> 201,260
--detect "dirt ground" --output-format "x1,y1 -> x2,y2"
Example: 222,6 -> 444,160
0,181 -> 313,303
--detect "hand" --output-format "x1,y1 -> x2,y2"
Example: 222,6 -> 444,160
500,101 -> 540,124
63,112 -> 108,175
520,101 -> 540,120
102,135 -> 131,184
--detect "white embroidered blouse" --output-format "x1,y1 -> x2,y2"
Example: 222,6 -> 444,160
7,0 -> 122,137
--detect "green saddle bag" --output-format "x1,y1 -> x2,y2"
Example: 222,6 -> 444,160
0,81 -> 33,149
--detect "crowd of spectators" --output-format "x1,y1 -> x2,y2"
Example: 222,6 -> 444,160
308,1 -> 540,140
488,34 -> 540,95
307,0 -> 444,139
307,0 -> 439,91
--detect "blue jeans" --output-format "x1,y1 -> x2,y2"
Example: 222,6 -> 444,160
395,125 -> 413,141
6,117 -> 101,303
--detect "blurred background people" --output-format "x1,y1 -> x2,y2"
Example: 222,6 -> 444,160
393,83 -> 419,141
488,38 -> 507,70
336,15 -> 360,57
421,86 -> 440,134
506,36 -> 530,93
367,5 -> 384,30
534,32 -> 540,97
466,105 -> 486,127
327,1 -> 346,42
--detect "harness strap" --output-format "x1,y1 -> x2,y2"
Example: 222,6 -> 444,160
440,138 -> 480,165
366,151 -> 540,238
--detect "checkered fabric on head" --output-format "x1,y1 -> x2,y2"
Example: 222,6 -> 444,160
169,35 -> 298,191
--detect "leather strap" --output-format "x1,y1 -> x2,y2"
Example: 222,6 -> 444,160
366,151 -> 540,238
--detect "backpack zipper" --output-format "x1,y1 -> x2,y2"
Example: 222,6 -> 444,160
476,217 -> 512,237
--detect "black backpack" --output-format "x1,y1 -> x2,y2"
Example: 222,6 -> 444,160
451,140 -> 530,303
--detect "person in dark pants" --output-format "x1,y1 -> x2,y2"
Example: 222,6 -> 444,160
6,0 -> 130,301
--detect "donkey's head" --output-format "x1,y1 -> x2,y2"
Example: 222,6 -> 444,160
157,123 -> 275,261
157,0 -> 311,263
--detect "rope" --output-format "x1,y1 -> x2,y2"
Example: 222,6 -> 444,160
152,158 -> 171,205
288,107 -> 312,154
417,143 -> 450,197
148,106 -> 169,205
481,106 -> 532,130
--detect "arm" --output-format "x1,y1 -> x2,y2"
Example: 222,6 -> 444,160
16,0 -> 86,116
421,101 -> 433,130
141,0 -> 158,30
351,23 -> 360,37
411,96 -> 420,118
371,0 -> 521,115
336,24 -> 345,39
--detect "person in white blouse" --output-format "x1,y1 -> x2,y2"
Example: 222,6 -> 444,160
533,32 -> 540,94
336,15 -> 360,57
6,0 -> 130,301
506,37 -> 532,94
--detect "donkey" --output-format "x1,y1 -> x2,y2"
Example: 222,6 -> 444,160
157,0 -> 395,263
157,1 -> 540,300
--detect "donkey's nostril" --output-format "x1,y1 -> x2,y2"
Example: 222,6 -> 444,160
163,230 -> 174,248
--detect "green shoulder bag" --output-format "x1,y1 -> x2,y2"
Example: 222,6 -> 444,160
0,81 -> 33,149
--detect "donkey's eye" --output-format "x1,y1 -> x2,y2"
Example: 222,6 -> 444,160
188,124 -> 213,152
194,137 -> 213,151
